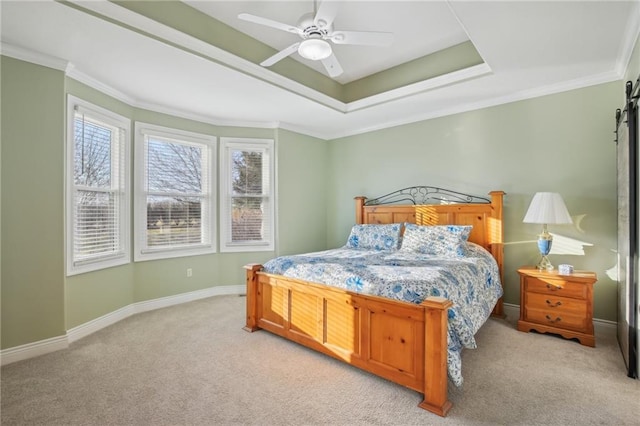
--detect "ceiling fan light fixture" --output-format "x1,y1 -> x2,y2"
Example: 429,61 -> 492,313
298,39 -> 332,61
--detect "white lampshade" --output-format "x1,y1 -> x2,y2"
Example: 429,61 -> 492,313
523,192 -> 573,225
298,39 -> 332,60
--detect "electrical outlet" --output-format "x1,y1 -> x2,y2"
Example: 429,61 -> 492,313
186,268 -> 193,278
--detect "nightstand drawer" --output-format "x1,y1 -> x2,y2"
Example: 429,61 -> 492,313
524,292 -> 587,316
517,267 -> 597,346
524,307 -> 588,332
525,276 -> 587,299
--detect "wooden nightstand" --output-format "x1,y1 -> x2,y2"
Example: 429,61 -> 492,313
517,267 -> 597,347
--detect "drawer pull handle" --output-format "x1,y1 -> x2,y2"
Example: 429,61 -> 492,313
546,284 -> 560,291
545,314 -> 562,323
545,299 -> 562,307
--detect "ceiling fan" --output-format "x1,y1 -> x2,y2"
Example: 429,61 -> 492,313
238,1 -> 394,78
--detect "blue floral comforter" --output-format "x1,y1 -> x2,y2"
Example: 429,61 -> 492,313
262,242 -> 503,386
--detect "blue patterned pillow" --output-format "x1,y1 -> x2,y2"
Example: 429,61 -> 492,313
346,224 -> 402,251
399,223 -> 472,257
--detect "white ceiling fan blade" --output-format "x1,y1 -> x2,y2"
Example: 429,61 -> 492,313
321,53 -> 343,78
330,31 -> 394,46
238,13 -> 302,35
314,0 -> 339,30
260,42 -> 301,67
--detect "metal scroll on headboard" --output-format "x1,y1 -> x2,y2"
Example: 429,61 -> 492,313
363,186 -> 491,206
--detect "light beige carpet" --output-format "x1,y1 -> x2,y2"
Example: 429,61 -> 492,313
1,294 -> 638,425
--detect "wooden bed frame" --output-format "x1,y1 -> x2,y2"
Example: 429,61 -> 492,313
243,190 -> 504,416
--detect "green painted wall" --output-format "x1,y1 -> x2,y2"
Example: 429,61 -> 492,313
275,128 -> 328,256
328,82 -> 620,322
65,266 -> 134,327
1,57 -> 66,348
63,79 -> 137,328
1,59 -> 332,346
130,104 -> 278,304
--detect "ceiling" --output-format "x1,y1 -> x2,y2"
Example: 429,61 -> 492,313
184,0 -> 471,84
1,1 -> 639,140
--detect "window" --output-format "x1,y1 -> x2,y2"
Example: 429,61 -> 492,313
220,138 -> 275,252
66,96 -> 131,275
134,123 -> 216,261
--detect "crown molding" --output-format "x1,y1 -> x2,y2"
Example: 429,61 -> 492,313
615,0 -> 640,78
346,63 -> 492,113
276,121 -> 328,140
5,38 -> 624,142
133,99 -> 279,131
326,68 -> 622,140
68,60 -> 275,129
0,41 -> 290,134
0,42 -> 68,71
498,69 -> 622,106
66,65 -> 138,105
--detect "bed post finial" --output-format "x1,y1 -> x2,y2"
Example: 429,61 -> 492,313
355,196 -> 367,224
489,191 -> 505,222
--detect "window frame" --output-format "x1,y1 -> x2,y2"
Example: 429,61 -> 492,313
219,137 -> 275,253
65,95 -> 131,276
134,122 -> 217,261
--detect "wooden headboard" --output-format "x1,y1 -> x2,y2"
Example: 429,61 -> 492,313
355,190 -> 505,316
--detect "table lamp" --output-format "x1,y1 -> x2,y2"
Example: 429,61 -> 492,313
523,192 -> 573,271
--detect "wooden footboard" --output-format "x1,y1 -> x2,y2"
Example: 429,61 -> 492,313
243,189 -> 504,416
244,264 -> 453,416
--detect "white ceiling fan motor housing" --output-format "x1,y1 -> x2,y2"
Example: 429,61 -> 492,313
297,12 -> 333,40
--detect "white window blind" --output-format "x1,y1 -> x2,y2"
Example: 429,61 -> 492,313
135,123 -> 216,261
220,138 -> 275,252
66,96 -> 130,275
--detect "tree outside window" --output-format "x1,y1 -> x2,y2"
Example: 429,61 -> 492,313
220,138 -> 274,252
134,123 -> 216,261
66,96 -> 130,276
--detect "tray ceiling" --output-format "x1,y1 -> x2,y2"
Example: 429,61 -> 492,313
1,1 -> 639,139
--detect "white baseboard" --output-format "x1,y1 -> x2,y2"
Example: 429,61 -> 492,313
134,285 -> 245,314
502,302 -> 617,338
67,304 -> 136,344
1,285 -> 244,366
0,335 -> 68,366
